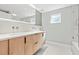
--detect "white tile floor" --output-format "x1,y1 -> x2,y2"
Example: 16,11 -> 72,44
35,40 -> 72,55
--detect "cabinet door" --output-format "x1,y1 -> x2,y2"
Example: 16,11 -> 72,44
9,37 -> 25,55
37,33 -> 43,49
0,40 -> 8,55
32,33 -> 43,54
25,33 -> 43,55
25,35 -> 33,55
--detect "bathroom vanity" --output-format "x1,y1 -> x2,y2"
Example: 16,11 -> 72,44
0,31 -> 44,55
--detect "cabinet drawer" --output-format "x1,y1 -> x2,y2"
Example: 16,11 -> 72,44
25,33 -> 43,55
32,33 -> 42,54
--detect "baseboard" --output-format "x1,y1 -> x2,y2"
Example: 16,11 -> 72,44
46,40 -> 71,47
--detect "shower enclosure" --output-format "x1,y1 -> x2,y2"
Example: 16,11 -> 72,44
71,4 -> 79,55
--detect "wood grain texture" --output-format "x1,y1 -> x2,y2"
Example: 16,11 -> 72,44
32,33 -> 42,53
9,37 -> 25,55
25,33 -> 43,55
25,35 -> 34,55
0,40 -> 8,55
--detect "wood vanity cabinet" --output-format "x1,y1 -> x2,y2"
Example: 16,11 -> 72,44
0,40 -> 8,55
32,33 -> 43,53
25,35 -> 34,55
0,32 -> 43,55
25,33 -> 43,55
9,37 -> 25,55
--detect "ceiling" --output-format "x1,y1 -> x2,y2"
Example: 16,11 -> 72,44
0,4 -> 74,18
34,4 -> 74,13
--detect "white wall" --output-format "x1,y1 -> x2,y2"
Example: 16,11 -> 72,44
0,11 -> 40,34
36,10 -> 42,26
42,5 -> 75,45
0,20 -> 36,33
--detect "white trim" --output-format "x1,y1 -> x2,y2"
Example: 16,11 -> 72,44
0,18 -> 32,24
46,40 -> 71,47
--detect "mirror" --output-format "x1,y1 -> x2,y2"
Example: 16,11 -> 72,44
0,4 -> 42,25
19,5 -> 36,24
0,4 -> 35,24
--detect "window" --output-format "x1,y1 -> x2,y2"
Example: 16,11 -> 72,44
50,13 -> 61,24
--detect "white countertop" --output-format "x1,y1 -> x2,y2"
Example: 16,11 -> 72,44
0,31 -> 44,41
